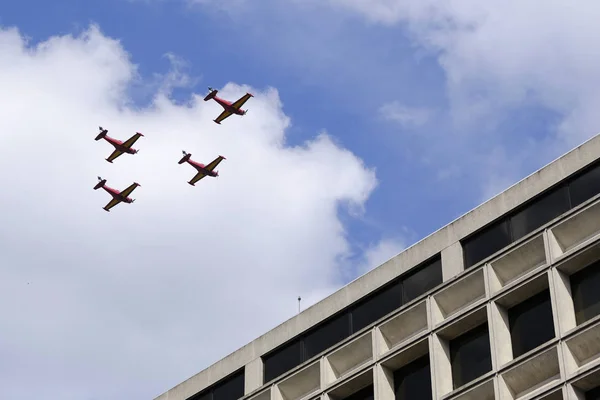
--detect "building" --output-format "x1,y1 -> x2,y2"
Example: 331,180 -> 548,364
155,134 -> 600,400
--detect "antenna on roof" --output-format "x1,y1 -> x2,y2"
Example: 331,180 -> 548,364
298,296 -> 301,314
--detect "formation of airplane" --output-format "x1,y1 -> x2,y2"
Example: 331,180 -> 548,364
93,86 -> 251,212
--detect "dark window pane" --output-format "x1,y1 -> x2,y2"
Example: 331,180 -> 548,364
402,256 -> 443,303
571,261 -> 600,325
463,219 -> 512,268
351,280 -> 403,333
304,312 -> 351,359
508,289 -> 555,358
586,385 -> 600,400
510,186 -> 570,241
213,370 -> 245,400
570,163 -> 600,208
263,339 -> 303,383
343,385 -> 374,400
393,354 -> 432,400
187,391 -> 211,400
450,323 -> 492,389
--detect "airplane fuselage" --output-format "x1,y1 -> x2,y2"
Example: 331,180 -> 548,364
102,186 -> 133,203
188,161 -> 218,177
213,96 -> 246,115
104,135 -> 138,154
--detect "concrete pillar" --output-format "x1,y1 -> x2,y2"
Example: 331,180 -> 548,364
549,267 -> 577,336
373,363 -> 394,400
441,242 -> 464,282
430,333 -> 452,398
245,358 -> 264,395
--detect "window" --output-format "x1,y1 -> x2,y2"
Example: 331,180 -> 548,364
450,323 -> 492,389
351,280 -> 403,333
262,253 -> 442,384
402,256 -> 443,303
212,370 -> 245,400
508,290 -> 555,358
304,311 -> 351,359
571,261 -> 600,325
393,355 -> 432,400
187,369 -> 245,400
586,385 -> 600,400
462,219 -> 512,268
510,186 -> 570,241
569,163 -> 600,208
263,339 -> 303,383
188,392 -> 211,400
344,385 -> 374,400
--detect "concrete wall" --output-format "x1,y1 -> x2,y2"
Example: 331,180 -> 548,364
155,133 -> 600,400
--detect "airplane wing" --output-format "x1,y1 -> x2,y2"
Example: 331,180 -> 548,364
119,183 -> 140,198
106,149 -> 124,162
189,171 -> 207,185
103,197 -> 121,211
214,109 -> 233,124
204,156 -> 226,172
231,93 -> 252,110
122,132 -> 143,149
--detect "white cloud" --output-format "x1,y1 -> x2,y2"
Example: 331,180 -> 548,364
0,24 -> 379,400
315,1 -> 600,204
356,237 -> 406,275
379,101 -> 431,127
331,1 -> 600,147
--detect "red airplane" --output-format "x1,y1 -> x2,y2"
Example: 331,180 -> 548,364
204,87 -> 253,124
95,126 -> 144,163
93,177 -> 141,212
178,151 -> 226,186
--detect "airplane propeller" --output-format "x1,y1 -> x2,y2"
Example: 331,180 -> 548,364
208,87 -> 214,92
97,176 -> 103,181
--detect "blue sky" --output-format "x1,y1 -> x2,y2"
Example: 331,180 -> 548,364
1,0 -> 470,260
2,1 -> 600,399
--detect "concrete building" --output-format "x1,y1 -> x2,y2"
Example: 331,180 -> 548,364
155,133 -> 600,400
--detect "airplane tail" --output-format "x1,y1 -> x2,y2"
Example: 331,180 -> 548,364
204,87 -> 218,101
178,150 -> 192,164
94,176 -> 106,190
95,127 -> 108,141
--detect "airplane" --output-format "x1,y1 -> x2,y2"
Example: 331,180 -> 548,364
95,126 -> 144,163
204,87 -> 253,124
93,177 -> 141,212
178,150 -> 226,186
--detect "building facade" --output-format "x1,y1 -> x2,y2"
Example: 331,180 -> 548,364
155,134 -> 600,400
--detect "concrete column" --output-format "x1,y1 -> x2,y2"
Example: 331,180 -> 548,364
373,363 -> 395,400
549,267 -> 577,336
321,356 -> 335,389
441,242 -> 464,282
270,384 -> 283,400
488,301 -> 511,369
565,384 -> 586,400
430,333 -> 452,398
245,358 -> 264,395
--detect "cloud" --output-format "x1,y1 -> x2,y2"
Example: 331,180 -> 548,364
310,0 -> 600,209
356,237 -> 406,276
331,1 -> 600,145
379,101 -> 431,127
0,24 -> 379,400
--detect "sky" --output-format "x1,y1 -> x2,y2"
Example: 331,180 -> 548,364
2,1 -> 600,399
